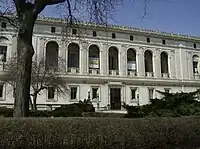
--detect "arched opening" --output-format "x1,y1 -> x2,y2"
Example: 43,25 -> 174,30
160,52 -> 168,74
68,43 -> 80,68
127,48 -> 136,71
108,47 -> 118,70
0,36 -> 9,62
45,41 -> 59,70
144,50 -> 153,73
193,55 -> 199,74
89,45 -> 100,70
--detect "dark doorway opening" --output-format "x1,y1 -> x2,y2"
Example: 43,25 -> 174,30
110,88 -> 121,110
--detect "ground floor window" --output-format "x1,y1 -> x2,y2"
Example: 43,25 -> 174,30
48,87 -> 55,99
164,88 -> 170,93
0,84 -> 3,98
130,88 -> 137,100
148,88 -> 154,99
70,86 -> 78,100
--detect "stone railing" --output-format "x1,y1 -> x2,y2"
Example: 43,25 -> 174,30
194,73 -> 200,80
161,73 -> 170,78
109,70 -> 119,76
127,71 -> 137,77
67,67 -> 80,74
89,69 -> 100,75
145,72 -> 154,77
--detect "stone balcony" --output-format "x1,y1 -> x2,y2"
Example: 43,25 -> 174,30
109,70 -> 119,76
127,71 -> 137,77
194,73 -> 200,80
89,69 -> 100,75
67,67 -> 80,74
161,73 -> 170,79
145,72 -> 154,77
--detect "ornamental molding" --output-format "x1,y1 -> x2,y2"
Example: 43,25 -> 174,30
35,16 -> 200,42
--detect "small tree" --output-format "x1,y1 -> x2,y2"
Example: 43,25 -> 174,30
4,56 -> 69,112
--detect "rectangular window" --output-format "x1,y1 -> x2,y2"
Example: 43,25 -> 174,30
193,61 -> 198,73
0,46 -> 7,62
72,29 -> 77,35
148,88 -> 154,99
131,89 -> 136,100
130,35 -> 133,41
147,37 -> 150,43
68,54 -> 78,68
48,87 -> 55,99
162,39 -> 166,45
194,43 -> 197,48
0,84 -> 3,98
93,31 -> 97,37
92,88 -> 98,99
164,88 -> 170,93
70,87 -> 77,100
1,22 -> 7,28
51,27 -> 56,33
112,33 -> 116,39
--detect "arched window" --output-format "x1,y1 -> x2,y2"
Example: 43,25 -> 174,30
193,55 -> 199,74
68,43 -> 80,68
89,45 -> 100,69
160,52 -> 168,74
45,41 -> 59,70
108,47 -> 118,70
144,50 -> 153,73
127,48 -> 136,71
0,36 -> 9,62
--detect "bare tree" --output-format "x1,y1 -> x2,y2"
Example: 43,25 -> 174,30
4,56 -> 69,112
0,0 -> 122,117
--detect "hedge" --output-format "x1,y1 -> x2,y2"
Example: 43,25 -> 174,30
0,102 -> 95,117
0,117 -> 200,149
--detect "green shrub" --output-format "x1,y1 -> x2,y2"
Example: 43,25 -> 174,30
29,110 -> 51,117
0,107 -> 13,117
52,104 -> 83,117
83,112 -> 126,118
125,90 -> 200,118
0,117 -> 200,148
74,103 -> 95,112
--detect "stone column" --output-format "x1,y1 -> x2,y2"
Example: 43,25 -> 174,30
80,41 -> 89,74
137,47 -> 145,77
154,48 -> 161,78
187,52 -> 193,80
169,50 -> 176,79
120,44 -> 127,76
58,40 -> 66,72
101,43 -> 109,75
38,37 -> 46,62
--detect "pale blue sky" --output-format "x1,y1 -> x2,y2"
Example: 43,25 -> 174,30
42,0 -> 200,36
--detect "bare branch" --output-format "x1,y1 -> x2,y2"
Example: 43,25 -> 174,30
13,0 -> 25,14
33,0 -> 66,15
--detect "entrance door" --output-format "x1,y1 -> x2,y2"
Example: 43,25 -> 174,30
110,88 -> 121,110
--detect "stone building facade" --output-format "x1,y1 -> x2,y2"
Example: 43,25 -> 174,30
0,17 -> 200,112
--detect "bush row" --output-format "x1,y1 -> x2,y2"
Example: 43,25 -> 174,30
125,90 -> 200,118
0,116 -> 200,149
0,102 -> 95,117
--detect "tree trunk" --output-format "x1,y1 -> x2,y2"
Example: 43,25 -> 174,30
32,94 -> 37,112
29,96 -> 34,111
13,11 -> 36,117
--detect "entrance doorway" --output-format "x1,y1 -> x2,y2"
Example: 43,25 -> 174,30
110,88 -> 121,110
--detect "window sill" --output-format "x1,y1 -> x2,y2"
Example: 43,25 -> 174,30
91,98 -> 100,102
130,99 -> 138,103
46,99 -> 57,102
69,99 -> 79,102
0,98 -> 5,101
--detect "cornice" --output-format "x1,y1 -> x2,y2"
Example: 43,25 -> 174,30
36,16 -> 200,42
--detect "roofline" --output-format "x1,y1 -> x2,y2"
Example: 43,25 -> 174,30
36,16 -> 200,42
2,14 -> 200,41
